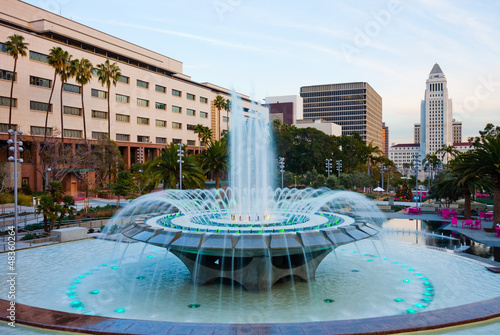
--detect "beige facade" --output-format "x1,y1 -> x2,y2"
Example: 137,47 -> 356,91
0,0 -> 254,194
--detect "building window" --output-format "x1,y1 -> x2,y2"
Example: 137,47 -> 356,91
156,137 -> 166,144
29,51 -> 49,63
156,120 -> 166,127
63,83 -> 81,94
137,117 -> 150,125
187,140 -> 196,146
118,75 -> 129,84
187,93 -> 195,100
223,116 -> 229,122
155,85 -> 166,93
116,133 -> 130,141
187,109 -> 195,116
172,122 -> 182,129
30,76 -> 51,88
92,110 -> 108,119
0,43 -> 6,53
187,124 -> 196,130
200,111 -> 208,118
0,123 -> 17,132
64,129 -> 82,138
172,105 -> 182,113
30,100 -> 50,112
137,98 -> 149,107
137,135 -> 149,143
31,126 -> 51,136
91,89 -> 107,99
156,102 -> 166,110
137,80 -> 149,89
172,89 -> 181,97
0,69 -> 15,81
22,177 -> 29,186
116,114 -> 130,122
116,94 -> 130,103
63,106 -> 82,116
200,97 -> 208,104
1,96 -> 17,108
172,138 -> 182,144
92,131 -> 107,139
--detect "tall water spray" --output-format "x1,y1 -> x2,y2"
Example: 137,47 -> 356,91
228,94 -> 275,221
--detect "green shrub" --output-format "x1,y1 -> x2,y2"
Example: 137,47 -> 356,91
21,233 -> 35,240
17,193 -> 33,206
24,223 -> 44,231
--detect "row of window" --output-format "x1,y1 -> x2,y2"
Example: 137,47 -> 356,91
301,89 -> 366,98
26,50 -> 210,104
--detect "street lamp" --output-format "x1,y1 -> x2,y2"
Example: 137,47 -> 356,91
279,157 -> 285,189
325,159 -> 332,178
412,153 -> 421,207
137,147 -> 144,163
336,160 -> 342,177
380,163 -> 386,190
7,129 -> 24,243
177,145 -> 184,190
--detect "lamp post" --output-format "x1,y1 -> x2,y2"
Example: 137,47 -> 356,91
7,129 -> 24,243
412,153 -> 420,207
336,160 -> 342,177
137,147 -> 144,164
380,163 -> 386,190
325,159 -> 332,178
177,145 -> 184,190
279,157 -> 285,189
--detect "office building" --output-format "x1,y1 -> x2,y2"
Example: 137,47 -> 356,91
265,95 -> 303,126
300,82 -> 383,149
0,0 -> 256,194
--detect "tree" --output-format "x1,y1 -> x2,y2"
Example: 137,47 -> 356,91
90,137 -> 124,188
96,60 -> 121,137
111,171 -> 133,207
56,50 -> 74,145
436,144 -> 459,164
149,144 -> 205,189
44,47 -> 67,142
72,58 -> 93,144
457,135 -> 500,227
36,181 -> 64,232
366,141 -> 382,175
225,98 -> 231,132
200,139 -> 229,189
5,34 -> 28,134
428,170 -> 461,208
395,180 -> 413,202
56,195 -> 76,229
213,95 -> 227,139
193,124 -> 212,153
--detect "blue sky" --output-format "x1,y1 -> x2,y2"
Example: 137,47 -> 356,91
25,0 -> 500,144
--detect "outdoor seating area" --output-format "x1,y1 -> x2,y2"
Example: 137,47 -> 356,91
437,208 -> 457,219
405,207 -> 422,215
461,219 -> 482,230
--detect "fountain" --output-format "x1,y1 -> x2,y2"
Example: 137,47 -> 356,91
111,95 -> 384,292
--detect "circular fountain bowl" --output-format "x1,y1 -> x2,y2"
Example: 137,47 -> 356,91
121,211 -> 379,292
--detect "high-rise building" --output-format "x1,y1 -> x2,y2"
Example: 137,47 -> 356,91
265,95 -> 303,126
382,122 -> 389,157
300,82 -> 383,149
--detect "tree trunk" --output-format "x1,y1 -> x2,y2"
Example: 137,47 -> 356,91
43,215 -> 48,232
44,72 -> 57,142
57,214 -> 63,229
215,173 -> 220,189
8,58 -> 17,137
60,81 -> 65,145
462,188 -> 471,219
493,176 -> 500,228
81,84 -> 87,144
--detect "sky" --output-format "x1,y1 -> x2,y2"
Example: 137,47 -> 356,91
23,0 -> 500,144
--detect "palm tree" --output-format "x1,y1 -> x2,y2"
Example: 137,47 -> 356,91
193,124 -> 212,152
365,141 -> 382,175
96,60 -> 121,138
200,139 -> 229,189
56,51 -> 74,144
213,95 -> 227,140
44,47 -> 67,142
458,136 -> 500,227
149,144 -> 205,189
5,34 -> 28,134
436,144 -> 459,164
72,58 -> 93,144
225,98 -> 231,132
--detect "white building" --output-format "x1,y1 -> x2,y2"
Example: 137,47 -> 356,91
295,119 -> 342,136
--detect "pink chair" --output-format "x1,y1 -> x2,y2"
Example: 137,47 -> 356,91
442,211 -> 451,219
495,226 -> 500,238
479,212 -> 486,221
470,220 -> 482,230
450,218 -> 458,228
462,219 -> 472,229
485,212 -> 494,222
450,209 -> 457,218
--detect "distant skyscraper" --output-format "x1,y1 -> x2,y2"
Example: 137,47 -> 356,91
300,82 -> 383,149
419,64 -> 458,162
382,122 -> 389,157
